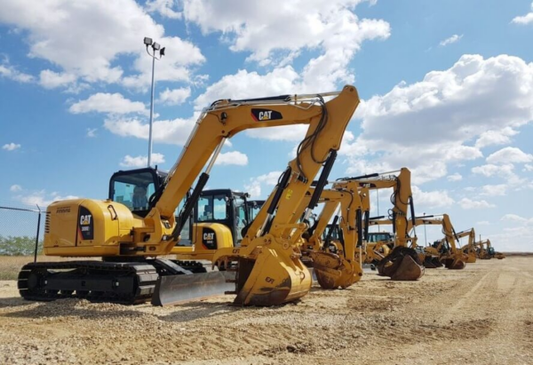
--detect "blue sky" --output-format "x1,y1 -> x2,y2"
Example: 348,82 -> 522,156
1,0 -> 533,251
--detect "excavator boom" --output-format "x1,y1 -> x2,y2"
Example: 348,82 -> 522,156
346,168 -> 424,280
213,85 -> 360,306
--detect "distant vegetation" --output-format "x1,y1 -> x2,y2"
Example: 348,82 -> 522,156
0,235 -> 42,256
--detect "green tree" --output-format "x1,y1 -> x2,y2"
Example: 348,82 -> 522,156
0,235 -> 42,256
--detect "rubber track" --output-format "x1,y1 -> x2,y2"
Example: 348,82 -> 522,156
18,261 -> 158,305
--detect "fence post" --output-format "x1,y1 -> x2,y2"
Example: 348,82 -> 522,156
34,205 -> 41,263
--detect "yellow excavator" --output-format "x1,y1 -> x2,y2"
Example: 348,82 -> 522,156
476,239 -> 505,260
299,183 -> 365,289
456,228 -> 477,263
359,186 -> 392,267
371,214 -> 467,270
344,168 -> 425,281
170,189 -> 254,266
211,88 -> 360,306
416,214 -> 467,269
18,85 -> 360,306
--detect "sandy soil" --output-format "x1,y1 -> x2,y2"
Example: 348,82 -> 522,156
0,257 -> 531,365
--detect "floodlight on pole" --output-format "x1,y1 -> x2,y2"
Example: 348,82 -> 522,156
144,37 -> 165,167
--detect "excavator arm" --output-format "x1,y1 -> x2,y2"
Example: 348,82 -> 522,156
202,85 -> 361,305
138,89 -> 356,252
456,228 -> 477,263
341,168 -> 424,280
304,186 -> 365,289
371,214 -> 467,270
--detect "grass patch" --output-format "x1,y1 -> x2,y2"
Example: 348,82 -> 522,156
0,256 -> 74,280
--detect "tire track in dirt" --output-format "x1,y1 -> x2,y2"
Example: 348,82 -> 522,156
1,258 -> 532,365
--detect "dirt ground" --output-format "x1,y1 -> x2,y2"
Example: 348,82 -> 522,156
0,257 -> 532,365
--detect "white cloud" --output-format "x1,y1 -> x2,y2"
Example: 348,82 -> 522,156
39,70 -> 77,89
120,153 -> 165,168
10,184 -> 22,192
184,0 -> 389,90
494,213 -> 533,251
511,2 -> 533,25
342,54 -> 533,184
146,0 -> 182,19
244,171 -> 282,198
104,115 -> 196,145
471,163 -> 524,187
486,147 -> 533,165
412,186 -> 454,208
475,127 -> 518,148
472,163 -> 513,177
501,213 -> 530,223
476,220 -> 489,226
194,68 -> 301,109
159,87 -> 191,105
459,198 -> 495,209
214,151 -> 248,166
524,164 -> 533,172
447,173 -> 463,182
0,0 -> 204,89
439,34 -> 463,47
70,93 -> 147,115
0,60 -> 34,83
2,143 -> 21,151
479,184 -> 507,196
17,191 -> 78,208
86,128 -> 97,138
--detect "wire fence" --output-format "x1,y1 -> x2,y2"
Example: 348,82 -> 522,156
0,206 -> 42,260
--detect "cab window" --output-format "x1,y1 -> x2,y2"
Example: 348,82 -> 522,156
197,194 -> 228,222
111,172 -> 156,212
233,196 -> 247,244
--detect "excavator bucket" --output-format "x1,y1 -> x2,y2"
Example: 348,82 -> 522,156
443,257 -> 466,270
310,251 -> 362,289
151,271 -> 235,306
377,247 -> 425,281
465,253 -> 477,264
423,256 -> 443,268
232,247 -> 312,306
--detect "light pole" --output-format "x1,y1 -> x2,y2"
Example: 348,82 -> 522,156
143,37 -> 165,167
423,212 -> 427,246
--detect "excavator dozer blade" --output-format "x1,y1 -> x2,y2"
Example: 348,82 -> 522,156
151,271 -> 235,306
443,258 -> 466,270
311,251 -> 362,289
377,247 -> 425,281
233,247 -> 312,306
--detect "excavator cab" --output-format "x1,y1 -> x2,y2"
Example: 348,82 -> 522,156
195,189 -> 250,246
367,232 -> 394,244
108,167 -> 167,217
247,200 -> 265,221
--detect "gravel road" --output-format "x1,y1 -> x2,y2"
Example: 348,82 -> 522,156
0,257 -> 531,364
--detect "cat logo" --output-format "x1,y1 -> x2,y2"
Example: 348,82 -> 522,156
258,110 -> 272,120
251,108 -> 283,122
203,232 -> 215,241
80,215 -> 92,226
